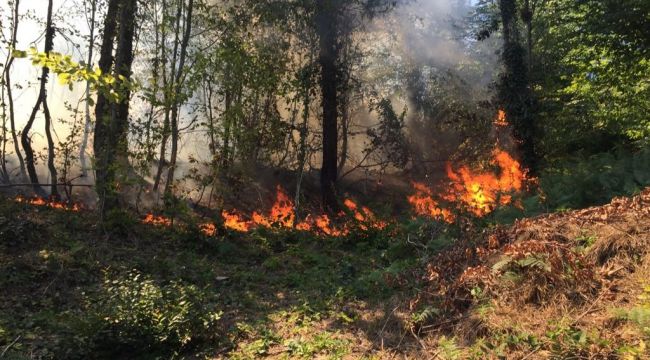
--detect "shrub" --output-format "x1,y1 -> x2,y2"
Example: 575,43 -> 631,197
81,270 -> 222,358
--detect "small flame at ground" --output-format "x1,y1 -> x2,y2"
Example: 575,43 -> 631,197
14,196 -> 81,211
220,186 -> 387,236
494,109 -> 508,127
142,213 -> 173,227
407,183 -> 454,222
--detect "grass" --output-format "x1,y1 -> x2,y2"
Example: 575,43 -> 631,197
2,186 -> 650,359
0,197 -> 424,359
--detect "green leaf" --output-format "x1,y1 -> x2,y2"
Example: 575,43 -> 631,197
11,49 -> 28,58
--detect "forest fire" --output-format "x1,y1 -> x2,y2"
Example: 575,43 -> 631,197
220,186 -> 387,236
494,109 -> 508,126
407,183 -> 454,222
409,148 -> 527,219
142,213 -> 173,227
14,196 -> 81,211
445,148 -> 526,215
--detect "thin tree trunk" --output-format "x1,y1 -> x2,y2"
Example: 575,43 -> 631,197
79,0 -> 97,178
3,0 -> 26,180
337,97 -> 349,176
21,0 -> 56,197
43,98 -> 59,198
221,89 -> 232,169
145,0 -> 161,163
294,66 -> 312,220
164,0 -> 194,196
153,0 -> 181,191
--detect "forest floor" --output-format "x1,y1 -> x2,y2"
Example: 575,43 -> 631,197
0,189 -> 649,359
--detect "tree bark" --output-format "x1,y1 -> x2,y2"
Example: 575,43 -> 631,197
3,0 -> 26,180
316,0 -> 339,212
21,0 -> 56,197
79,0 -> 97,178
499,0 -> 537,173
153,0 -> 181,192
164,0 -> 194,197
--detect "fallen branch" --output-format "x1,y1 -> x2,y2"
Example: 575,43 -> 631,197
0,335 -> 21,358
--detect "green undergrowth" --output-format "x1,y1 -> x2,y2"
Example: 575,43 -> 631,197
487,147 -> 650,225
0,198 -> 436,359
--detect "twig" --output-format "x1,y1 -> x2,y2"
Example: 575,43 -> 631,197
0,335 -> 21,358
521,346 -> 541,360
571,291 -> 605,325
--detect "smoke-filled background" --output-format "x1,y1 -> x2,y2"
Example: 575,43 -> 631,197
0,0 -> 504,203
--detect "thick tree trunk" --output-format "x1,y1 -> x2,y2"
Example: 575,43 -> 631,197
94,0 -> 119,211
316,0 -> 339,212
21,0 -> 56,197
79,0 -> 97,178
499,0 -> 537,173
100,0 -> 137,211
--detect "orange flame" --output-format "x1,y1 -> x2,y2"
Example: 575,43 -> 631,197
444,148 -> 525,216
251,186 -> 295,229
219,186 -> 386,236
407,183 -> 454,222
494,109 -> 508,127
142,213 -> 173,227
343,198 -> 388,230
200,222 -> 217,236
222,210 -> 251,232
14,196 -> 81,211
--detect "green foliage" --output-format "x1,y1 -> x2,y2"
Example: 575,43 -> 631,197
284,332 -> 350,359
13,47 -> 137,103
82,270 -> 222,358
532,0 -> 650,158
540,148 -> 650,210
616,285 -> 650,339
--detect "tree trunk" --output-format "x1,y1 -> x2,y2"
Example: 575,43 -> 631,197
79,0 -> 97,178
43,97 -> 59,198
93,0 -> 122,213
153,0 -> 181,192
21,0 -> 56,197
144,0 -> 161,163
316,0 -> 339,212
3,0 -> 27,180
499,0 -> 537,173
164,0 -> 194,197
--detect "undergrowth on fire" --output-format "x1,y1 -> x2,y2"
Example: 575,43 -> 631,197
2,165 -> 650,358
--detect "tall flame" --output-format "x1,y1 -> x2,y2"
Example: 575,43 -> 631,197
408,110 -> 527,220
444,148 -> 525,216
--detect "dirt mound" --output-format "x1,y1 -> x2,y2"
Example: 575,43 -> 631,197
413,188 -> 650,357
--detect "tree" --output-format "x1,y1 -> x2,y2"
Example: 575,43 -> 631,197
1,0 -> 27,181
79,0 -> 98,178
497,0 -> 536,173
315,0 -> 340,211
163,0 -> 195,197
94,0 -> 138,214
20,0 -> 58,197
